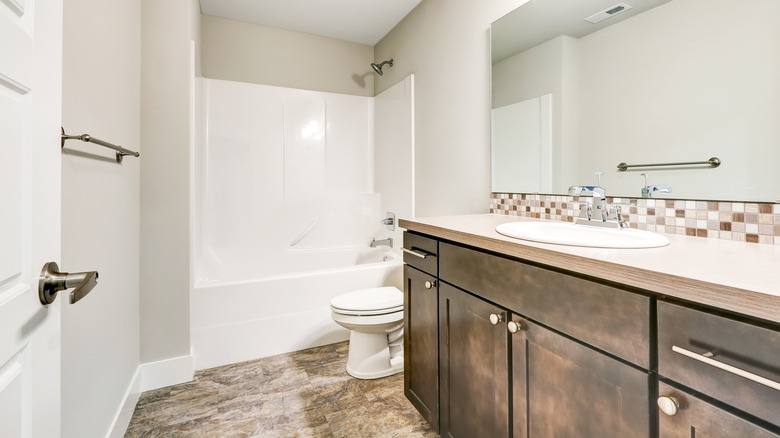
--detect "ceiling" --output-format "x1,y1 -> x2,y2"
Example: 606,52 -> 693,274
199,0 -> 423,46
491,0 -> 673,63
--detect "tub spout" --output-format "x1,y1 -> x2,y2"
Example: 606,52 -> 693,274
370,237 -> 393,248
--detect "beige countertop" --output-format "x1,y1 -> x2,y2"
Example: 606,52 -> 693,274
399,214 -> 780,325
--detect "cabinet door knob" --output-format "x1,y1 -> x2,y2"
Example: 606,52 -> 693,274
657,396 -> 680,417
489,313 -> 504,325
507,320 -> 523,334
424,280 -> 436,289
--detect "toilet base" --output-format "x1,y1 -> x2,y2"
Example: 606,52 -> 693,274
344,330 -> 404,380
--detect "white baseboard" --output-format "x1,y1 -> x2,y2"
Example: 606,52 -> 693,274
105,367 -> 141,438
104,351 -> 195,438
140,349 -> 195,392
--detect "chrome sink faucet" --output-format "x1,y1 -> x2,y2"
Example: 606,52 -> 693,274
568,185 -> 607,221
641,173 -> 672,198
569,172 -> 630,229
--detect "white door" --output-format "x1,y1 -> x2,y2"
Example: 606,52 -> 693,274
491,94 -> 553,193
0,0 -> 63,437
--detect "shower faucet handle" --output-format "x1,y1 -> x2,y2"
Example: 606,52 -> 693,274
380,212 -> 396,230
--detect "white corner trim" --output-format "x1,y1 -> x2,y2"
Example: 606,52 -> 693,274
104,351 -> 195,438
139,349 -> 195,392
105,367 -> 142,438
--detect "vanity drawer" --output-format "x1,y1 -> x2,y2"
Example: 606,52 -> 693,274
658,301 -> 780,427
402,232 -> 438,276
439,242 -> 650,369
657,382 -> 780,437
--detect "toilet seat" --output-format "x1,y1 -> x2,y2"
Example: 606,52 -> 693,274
330,286 -> 403,316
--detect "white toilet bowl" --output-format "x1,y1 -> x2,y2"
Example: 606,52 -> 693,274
330,286 -> 404,379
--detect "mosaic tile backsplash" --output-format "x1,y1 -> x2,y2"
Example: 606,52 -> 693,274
490,193 -> 780,246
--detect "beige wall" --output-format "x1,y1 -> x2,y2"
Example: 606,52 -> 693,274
374,0 -> 529,217
61,0 -> 140,436
140,0 -> 200,363
201,15 -> 375,97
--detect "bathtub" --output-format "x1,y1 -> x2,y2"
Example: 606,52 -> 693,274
190,247 -> 403,370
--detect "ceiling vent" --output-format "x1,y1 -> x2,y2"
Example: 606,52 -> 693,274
585,3 -> 633,24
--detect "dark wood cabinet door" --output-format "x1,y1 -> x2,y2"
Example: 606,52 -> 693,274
404,265 -> 439,432
526,321 -> 651,438
510,314 -> 528,438
439,282 -> 510,438
658,382 -> 780,438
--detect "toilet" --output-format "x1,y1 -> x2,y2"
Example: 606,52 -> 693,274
330,286 -> 404,379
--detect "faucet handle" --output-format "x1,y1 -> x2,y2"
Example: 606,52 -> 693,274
570,200 -> 592,220
594,171 -> 604,187
608,202 -> 633,228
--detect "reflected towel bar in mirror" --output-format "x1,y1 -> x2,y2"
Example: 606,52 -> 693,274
617,157 -> 720,172
61,127 -> 140,163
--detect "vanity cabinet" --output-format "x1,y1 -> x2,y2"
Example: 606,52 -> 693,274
522,316 -> 650,437
401,230 -> 780,438
436,280 -> 651,438
657,382 -> 779,438
404,265 -> 439,431
439,283 -> 510,437
657,302 -> 780,437
403,232 -> 440,432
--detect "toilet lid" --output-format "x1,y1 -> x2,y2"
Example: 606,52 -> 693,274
330,286 -> 403,314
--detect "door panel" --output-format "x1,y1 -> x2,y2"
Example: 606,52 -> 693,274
404,265 -> 439,432
0,0 -> 62,436
658,382 -> 780,438
527,322 -> 651,438
511,314 -> 528,438
439,282 -> 509,438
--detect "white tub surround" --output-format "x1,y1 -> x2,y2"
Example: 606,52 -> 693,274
191,77 -> 413,370
400,214 -> 780,324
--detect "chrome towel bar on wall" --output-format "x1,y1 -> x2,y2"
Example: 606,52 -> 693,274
61,126 -> 140,163
617,157 -> 720,171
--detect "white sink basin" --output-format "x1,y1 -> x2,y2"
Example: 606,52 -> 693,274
495,221 -> 670,249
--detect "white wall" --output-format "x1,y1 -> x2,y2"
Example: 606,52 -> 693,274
490,0 -> 780,201
574,0 -> 780,201
139,0 -> 200,372
201,15 -> 375,97
373,0 -> 530,217
61,0 -> 140,437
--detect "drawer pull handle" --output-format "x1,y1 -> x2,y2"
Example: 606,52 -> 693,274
424,280 -> 436,289
672,345 -> 780,391
402,247 -> 431,259
489,313 -> 504,325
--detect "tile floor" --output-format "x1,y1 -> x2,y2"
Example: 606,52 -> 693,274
124,342 -> 436,437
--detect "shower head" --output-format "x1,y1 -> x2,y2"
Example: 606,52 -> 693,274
370,59 -> 393,76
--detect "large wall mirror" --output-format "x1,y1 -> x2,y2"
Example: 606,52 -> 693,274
491,0 -> 780,202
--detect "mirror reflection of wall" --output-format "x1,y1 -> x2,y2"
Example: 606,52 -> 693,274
491,0 -> 780,202
492,94 -> 552,193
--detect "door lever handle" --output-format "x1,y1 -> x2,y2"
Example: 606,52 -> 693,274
39,261 -> 99,305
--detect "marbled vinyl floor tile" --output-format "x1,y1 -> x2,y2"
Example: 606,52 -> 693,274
125,342 -> 435,437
